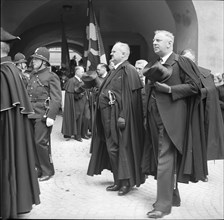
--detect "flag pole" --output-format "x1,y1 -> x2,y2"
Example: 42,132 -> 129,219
83,0 -> 107,71
61,14 -> 70,77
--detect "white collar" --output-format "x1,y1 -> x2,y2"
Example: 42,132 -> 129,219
75,75 -> 82,82
114,61 -> 123,69
160,51 -> 173,64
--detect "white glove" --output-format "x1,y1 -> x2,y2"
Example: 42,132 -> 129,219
46,117 -> 54,127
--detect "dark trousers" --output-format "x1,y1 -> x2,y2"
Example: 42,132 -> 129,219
75,115 -> 82,138
31,118 -> 55,177
100,107 -> 129,187
149,98 -> 180,214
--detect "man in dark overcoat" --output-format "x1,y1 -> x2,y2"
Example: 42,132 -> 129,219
141,30 -> 210,218
0,27 -> 40,219
87,42 -> 145,196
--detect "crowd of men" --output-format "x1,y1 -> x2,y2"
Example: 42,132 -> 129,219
1,26 -> 224,219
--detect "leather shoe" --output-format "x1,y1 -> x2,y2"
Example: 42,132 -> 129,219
118,186 -> 130,196
106,184 -> 120,191
39,175 -> 52,182
147,210 -> 164,218
202,177 -> 208,182
82,135 -> 90,140
75,137 -> 83,142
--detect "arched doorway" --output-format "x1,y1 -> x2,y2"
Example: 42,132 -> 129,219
2,0 -> 198,64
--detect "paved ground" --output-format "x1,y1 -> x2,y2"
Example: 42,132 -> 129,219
18,115 -> 224,219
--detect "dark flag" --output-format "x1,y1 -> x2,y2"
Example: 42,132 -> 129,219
61,15 -> 70,74
83,0 -> 107,71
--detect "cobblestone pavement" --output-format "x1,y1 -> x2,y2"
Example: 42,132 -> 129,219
18,115 -> 224,219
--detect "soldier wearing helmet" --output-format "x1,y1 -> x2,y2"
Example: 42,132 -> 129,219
13,52 -> 29,87
27,46 -> 62,181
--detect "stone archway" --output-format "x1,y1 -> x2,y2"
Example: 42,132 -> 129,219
3,0 -> 198,64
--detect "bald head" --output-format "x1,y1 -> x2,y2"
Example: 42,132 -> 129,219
181,49 -> 196,63
110,42 -> 130,65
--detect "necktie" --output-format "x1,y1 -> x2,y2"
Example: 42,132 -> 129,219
159,57 -> 164,64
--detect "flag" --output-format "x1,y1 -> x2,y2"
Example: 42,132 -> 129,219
83,0 -> 107,71
61,15 -> 70,75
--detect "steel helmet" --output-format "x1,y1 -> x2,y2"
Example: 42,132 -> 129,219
14,52 -> 27,64
31,47 -> 50,64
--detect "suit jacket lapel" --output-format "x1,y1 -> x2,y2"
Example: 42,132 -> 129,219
165,52 -> 178,66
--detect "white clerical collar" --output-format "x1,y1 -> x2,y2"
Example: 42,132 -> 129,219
75,75 -> 82,82
160,51 -> 173,64
114,62 -> 123,69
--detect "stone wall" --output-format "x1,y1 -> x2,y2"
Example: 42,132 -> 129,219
193,0 -> 224,74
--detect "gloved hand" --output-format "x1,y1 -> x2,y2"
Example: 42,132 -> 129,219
117,117 -> 125,130
154,82 -> 171,93
46,117 -> 54,127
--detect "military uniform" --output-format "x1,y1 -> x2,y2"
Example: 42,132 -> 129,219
27,66 -> 61,178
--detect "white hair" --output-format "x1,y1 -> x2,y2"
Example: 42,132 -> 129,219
155,30 -> 175,43
114,41 -> 130,58
135,59 -> 148,67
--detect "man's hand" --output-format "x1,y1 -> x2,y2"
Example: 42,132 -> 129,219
154,82 -> 171,93
46,118 -> 54,127
117,117 -> 125,130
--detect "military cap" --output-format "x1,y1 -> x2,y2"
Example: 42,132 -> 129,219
14,52 -> 27,64
31,47 -> 50,64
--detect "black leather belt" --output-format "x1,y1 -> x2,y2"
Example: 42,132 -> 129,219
30,98 -> 47,102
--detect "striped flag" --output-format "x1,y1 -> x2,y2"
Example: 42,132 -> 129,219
83,0 -> 107,71
61,15 -> 70,74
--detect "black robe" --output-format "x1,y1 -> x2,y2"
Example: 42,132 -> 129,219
216,84 -> 224,122
142,55 -> 224,184
87,61 -> 145,187
198,66 -> 224,160
61,77 -> 86,136
0,56 -> 40,219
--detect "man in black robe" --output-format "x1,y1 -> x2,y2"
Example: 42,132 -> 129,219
214,72 -> 224,122
181,49 -> 224,163
0,27 -> 40,219
61,66 -> 87,142
87,42 -> 145,196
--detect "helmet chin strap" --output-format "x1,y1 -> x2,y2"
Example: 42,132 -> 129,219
39,60 -> 44,70
33,59 -> 44,71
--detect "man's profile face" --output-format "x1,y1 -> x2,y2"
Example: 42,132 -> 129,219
135,63 -> 144,73
110,44 -> 123,65
32,58 -> 42,69
153,33 -> 171,57
96,65 -> 105,77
